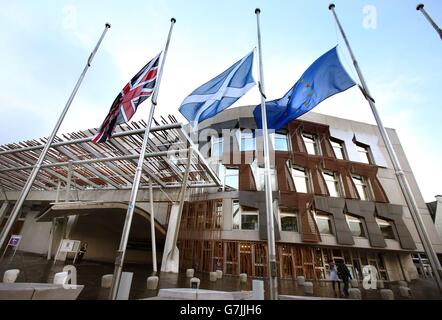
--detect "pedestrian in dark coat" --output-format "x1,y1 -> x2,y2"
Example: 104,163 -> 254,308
337,261 -> 352,297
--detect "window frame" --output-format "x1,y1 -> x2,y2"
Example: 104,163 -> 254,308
279,208 -> 299,232
232,200 -> 240,230
330,137 -> 347,160
376,217 -> 396,240
210,135 -> 223,158
214,200 -> 223,229
302,132 -> 321,155
223,166 -> 239,190
291,164 -> 311,193
345,214 -> 366,238
232,200 -> 259,231
355,141 -> 374,165
271,132 -> 290,152
254,160 -> 278,192
239,130 -> 256,152
240,209 -> 259,231
352,174 -> 371,201
314,211 -> 334,235
322,170 -> 342,197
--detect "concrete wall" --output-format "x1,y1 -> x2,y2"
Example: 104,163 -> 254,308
19,211 -> 51,255
434,196 -> 442,241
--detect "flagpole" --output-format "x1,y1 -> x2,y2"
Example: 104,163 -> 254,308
416,4 -> 442,40
329,3 -> 442,293
0,23 -> 111,251
255,8 -> 278,300
109,17 -> 176,300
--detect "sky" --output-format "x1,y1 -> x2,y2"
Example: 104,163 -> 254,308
0,0 -> 441,202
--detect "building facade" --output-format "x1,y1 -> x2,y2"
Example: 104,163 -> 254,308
1,106 -> 441,284
175,106 -> 442,282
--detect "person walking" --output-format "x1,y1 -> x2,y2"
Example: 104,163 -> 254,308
337,260 -> 352,297
76,242 -> 88,264
329,261 -> 341,297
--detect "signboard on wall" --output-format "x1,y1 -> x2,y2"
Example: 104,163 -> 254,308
53,239 -> 81,265
8,235 -> 22,247
1,234 -> 22,259
59,239 -> 76,252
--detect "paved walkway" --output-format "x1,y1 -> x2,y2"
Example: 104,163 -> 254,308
1,252 -> 441,300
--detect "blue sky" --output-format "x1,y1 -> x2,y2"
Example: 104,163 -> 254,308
0,0 -> 441,201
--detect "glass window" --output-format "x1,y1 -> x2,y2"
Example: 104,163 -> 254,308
211,136 -> 223,158
232,200 -> 240,230
224,167 -> 239,190
352,175 -> 370,201
240,130 -> 255,151
302,133 -> 320,155
315,212 -> 333,234
355,142 -> 373,164
330,138 -> 346,160
255,164 -> 278,191
346,215 -> 365,237
271,132 -> 289,151
233,201 -> 259,230
241,213 -> 259,230
322,171 -> 341,197
280,208 -> 298,232
376,218 -> 395,240
215,200 -> 223,229
292,166 -> 309,193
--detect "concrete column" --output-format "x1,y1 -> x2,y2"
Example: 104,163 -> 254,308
48,181 -> 62,260
64,162 -> 79,239
47,219 -> 56,260
434,195 -> 442,241
0,201 -> 10,226
65,215 -> 78,239
223,198 -> 233,230
161,203 -> 180,272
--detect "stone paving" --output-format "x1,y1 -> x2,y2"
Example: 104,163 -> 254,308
1,252 -> 441,300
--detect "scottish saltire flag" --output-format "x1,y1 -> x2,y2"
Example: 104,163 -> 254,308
179,51 -> 255,126
92,53 -> 161,143
254,46 -> 356,129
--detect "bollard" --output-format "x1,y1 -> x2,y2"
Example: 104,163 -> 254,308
190,277 -> 200,289
304,282 -> 314,295
186,269 -> 195,278
209,272 -> 217,282
380,289 -> 394,300
348,288 -> 362,300
101,274 -> 113,288
252,280 -> 264,300
147,276 -> 159,290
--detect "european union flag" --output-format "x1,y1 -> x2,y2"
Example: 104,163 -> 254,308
254,46 -> 356,129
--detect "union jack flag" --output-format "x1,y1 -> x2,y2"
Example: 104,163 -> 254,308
92,52 -> 161,143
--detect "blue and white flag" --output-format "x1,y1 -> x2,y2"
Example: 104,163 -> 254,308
254,46 -> 356,130
179,51 -> 255,126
